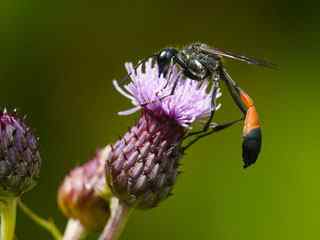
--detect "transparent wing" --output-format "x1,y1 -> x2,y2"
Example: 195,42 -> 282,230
198,45 -> 277,69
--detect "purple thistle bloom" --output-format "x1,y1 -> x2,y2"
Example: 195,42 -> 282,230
113,59 -> 221,128
106,60 -> 221,208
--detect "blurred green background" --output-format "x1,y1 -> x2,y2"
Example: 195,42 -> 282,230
0,0 -> 318,239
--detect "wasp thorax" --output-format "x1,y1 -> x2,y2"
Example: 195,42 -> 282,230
187,58 -> 207,79
178,50 -> 209,80
106,110 -> 185,209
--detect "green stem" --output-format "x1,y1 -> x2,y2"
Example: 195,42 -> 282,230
0,197 -> 17,240
18,200 -> 62,240
98,197 -> 132,240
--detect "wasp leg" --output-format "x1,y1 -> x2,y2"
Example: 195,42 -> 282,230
182,119 -> 242,151
169,73 -> 180,96
220,67 -> 262,168
166,54 -> 190,95
183,82 -> 220,139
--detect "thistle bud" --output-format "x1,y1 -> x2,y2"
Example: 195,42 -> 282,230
107,110 -> 184,209
58,146 -> 111,232
107,60 -> 221,209
0,109 -> 41,198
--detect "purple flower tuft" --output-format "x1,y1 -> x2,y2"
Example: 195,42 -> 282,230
113,59 -> 221,127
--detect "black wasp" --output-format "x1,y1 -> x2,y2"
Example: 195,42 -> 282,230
126,42 -> 274,168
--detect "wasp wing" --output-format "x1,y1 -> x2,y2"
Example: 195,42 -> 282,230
198,45 -> 277,69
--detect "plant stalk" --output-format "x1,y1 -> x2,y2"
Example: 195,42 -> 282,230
18,200 -> 62,240
0,197 -> 17,240
98,197 -> 132,240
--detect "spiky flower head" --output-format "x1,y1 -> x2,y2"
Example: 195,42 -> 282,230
58,146 -> 111,232
106,60 -> 221,209
0,109 -> 41,198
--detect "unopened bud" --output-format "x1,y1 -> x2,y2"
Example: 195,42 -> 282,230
58,147 -> 111,232
0,110 -> 41,198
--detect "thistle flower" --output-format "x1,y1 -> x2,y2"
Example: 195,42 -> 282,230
58,146 -> 112,232
106,59 -> 221,209
0,109 -> 41,240
0,109 -> 41,198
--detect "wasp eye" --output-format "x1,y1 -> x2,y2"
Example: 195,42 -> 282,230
159,50 -> 168,59
157,49 -> 176,77
158,49 -> 176,62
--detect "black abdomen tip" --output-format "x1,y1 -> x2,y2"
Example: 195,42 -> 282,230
242,128 -> 262,168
